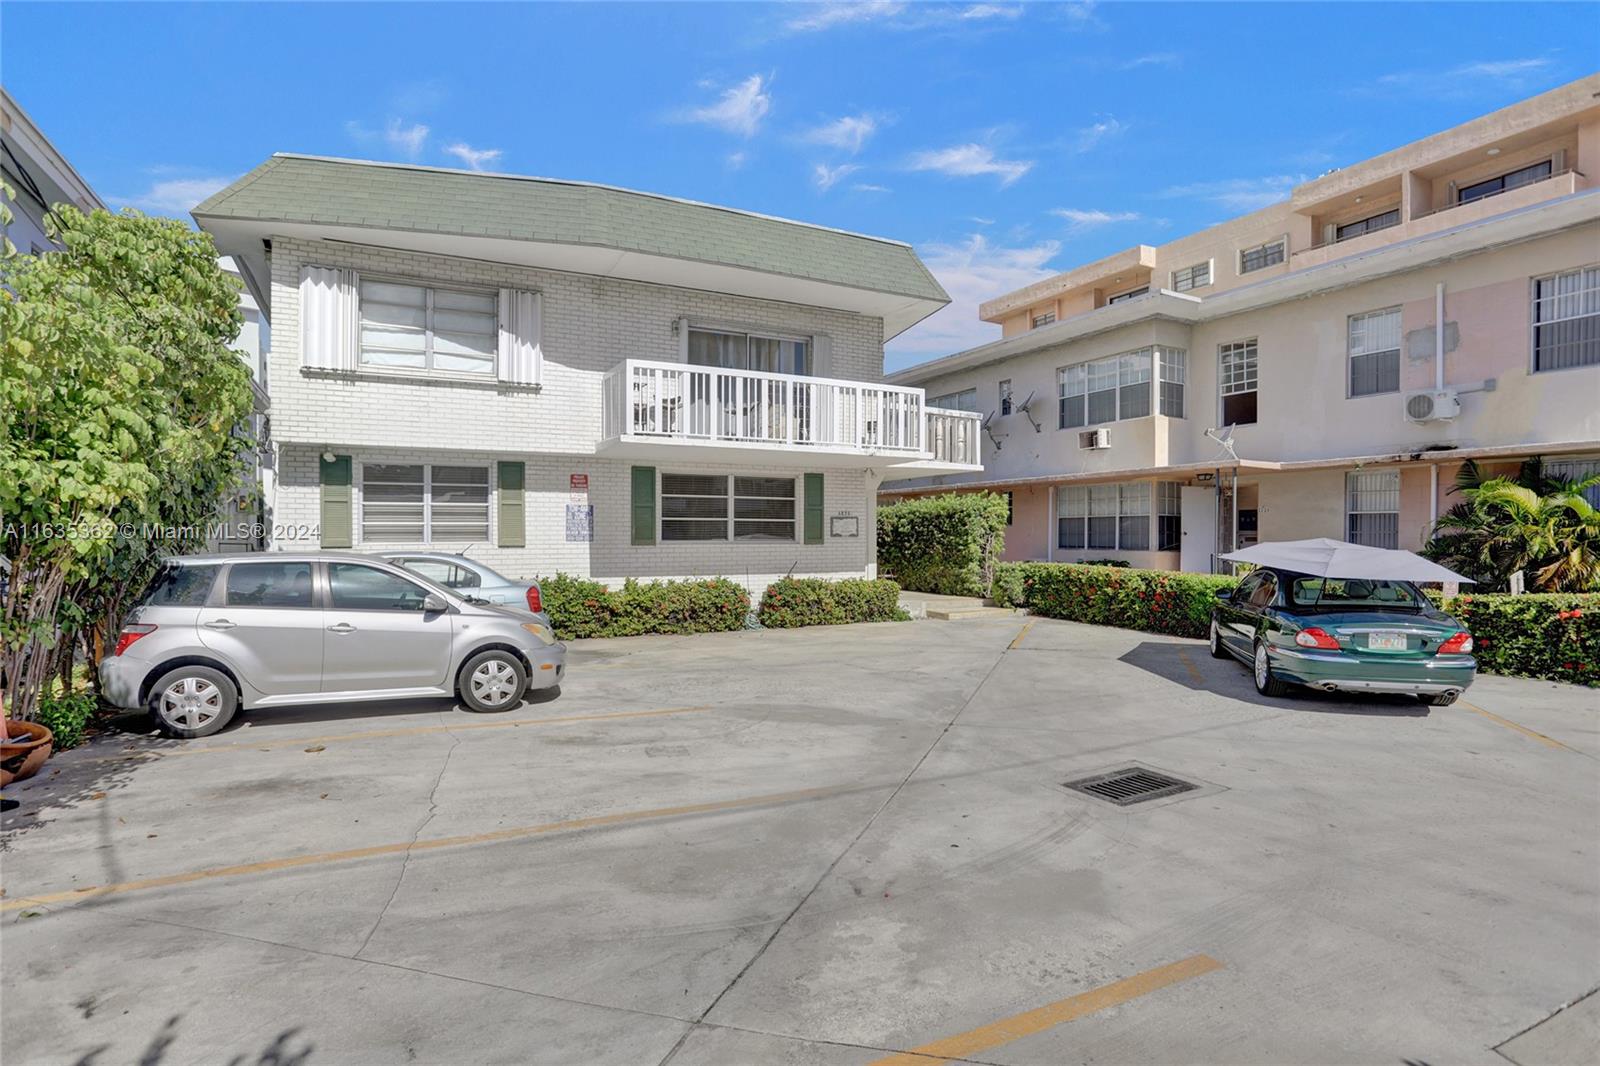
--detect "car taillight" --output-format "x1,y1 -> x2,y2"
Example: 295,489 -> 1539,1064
1438,631 -> 1474,654
525,585 -> 542,613
113,624 -> 157,656
1294,627 -> 1341,650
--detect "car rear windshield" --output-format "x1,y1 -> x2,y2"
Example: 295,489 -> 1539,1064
1289,577 -> 1422,609
140,564 -> 220,607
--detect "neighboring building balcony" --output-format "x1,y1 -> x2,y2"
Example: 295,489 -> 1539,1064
599,358 -> 982,474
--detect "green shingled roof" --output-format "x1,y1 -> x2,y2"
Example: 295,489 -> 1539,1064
194,154 -> 948,304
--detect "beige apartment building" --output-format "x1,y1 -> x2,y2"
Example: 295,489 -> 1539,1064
885,75 -> 1600,573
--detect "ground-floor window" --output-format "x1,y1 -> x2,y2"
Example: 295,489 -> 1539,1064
1545,454 -> 1600,508
1059,481 -> 1181,552
360,463 -> 490,543
661,473 -> 796,542
1346,470 -> 1399,549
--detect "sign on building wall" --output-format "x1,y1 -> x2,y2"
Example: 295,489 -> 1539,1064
830,514 -> 859,538
570,474 -> 589,499
565,504 -> 593,542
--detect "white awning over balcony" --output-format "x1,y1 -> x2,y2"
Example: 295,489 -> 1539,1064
600,359 -> 981,474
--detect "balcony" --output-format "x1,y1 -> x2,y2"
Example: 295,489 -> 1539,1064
600,359 -> 982,473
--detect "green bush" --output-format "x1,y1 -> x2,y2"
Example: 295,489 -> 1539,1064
536,574 -> 748,640
1440,593 -> 1599,686
994,562 -> 1238,639
34,693 -> 98,751
759,578 -> 907,628
877,492 -> 1009,597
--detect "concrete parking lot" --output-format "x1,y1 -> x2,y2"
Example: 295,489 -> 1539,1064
3,615 -> 1597,1065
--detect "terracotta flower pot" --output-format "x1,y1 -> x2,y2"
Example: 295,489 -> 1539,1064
1,721 -> 54,787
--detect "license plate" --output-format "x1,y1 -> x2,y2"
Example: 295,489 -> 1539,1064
1367,632 -> 1407,652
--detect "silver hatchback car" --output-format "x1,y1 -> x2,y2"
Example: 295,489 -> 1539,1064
100,552 -> 566,738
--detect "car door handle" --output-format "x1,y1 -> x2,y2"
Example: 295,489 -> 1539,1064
202,619 -> 236,630
327,622 -> 357,634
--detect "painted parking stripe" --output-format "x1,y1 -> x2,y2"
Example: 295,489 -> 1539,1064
866,954 -> 1224,1066
1457,700 -> 1574,752
0,782 -> 868,913
87,705 -> 713,761
1007,620 -> 1035,650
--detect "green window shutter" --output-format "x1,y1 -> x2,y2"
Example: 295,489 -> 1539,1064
804,473 -> 824,545
498,462 -> 526,548
631,466 -> 656,545
320,454 -> 353,548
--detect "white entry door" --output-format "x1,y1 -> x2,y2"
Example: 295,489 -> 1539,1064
1180,485 -> 1217,574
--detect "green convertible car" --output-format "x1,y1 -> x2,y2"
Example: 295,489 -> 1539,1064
1208,568 -> 1477,704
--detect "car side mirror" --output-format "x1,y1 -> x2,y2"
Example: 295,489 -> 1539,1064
422,593 -> 449,613
1216,588 -> 1234,604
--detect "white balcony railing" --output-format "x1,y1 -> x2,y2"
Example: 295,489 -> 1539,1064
601,359 -> 981,467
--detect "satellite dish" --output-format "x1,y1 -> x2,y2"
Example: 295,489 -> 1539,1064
983,411 -> 1004,452
1015,389 -> 1043,433
981,411 -> 994,429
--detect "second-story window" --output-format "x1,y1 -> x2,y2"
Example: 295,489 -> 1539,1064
1171,261 -> 1211,292
1058,347 -> 1184,429
688,328 -> 811,375
931,388 -> 978,412
1348,307 -> 1401,397
1335,208 -> 1400,242
1219,340 -> 1258,426
1533,265 -> 1600,372
359,280 -> 497,375
999,379 -> 1013,416
1032,311 -> 1056,329
1238,239 -> 1285,275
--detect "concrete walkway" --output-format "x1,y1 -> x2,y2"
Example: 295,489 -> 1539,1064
897,588 -> 1018,619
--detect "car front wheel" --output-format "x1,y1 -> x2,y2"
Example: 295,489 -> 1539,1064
1253,640 -> 1291,698
149,665 -> 238,738
459,649 -> 528,713
1208,619 -> 1229,659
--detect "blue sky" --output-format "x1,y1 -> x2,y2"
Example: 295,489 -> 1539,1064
4,1 -> 1593,369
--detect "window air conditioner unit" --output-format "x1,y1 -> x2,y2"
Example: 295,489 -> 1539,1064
1078,428 -> 1111,450
1403,388 -> 1461,423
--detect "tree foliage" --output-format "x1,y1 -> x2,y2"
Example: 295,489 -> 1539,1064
1,194 -> 256,720
1424,459 -> 1600,593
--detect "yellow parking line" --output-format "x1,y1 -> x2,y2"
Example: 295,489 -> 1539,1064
1457,700 -> 1573,752
89,706 -> 712,761
1008,619 -> 1036,650
866,954 -> 1224,1066
0,782 -> 860,913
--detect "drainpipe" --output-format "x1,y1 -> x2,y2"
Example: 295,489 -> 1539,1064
1429,462 -> 1439,537
1435,282 -> 1446,391
1231,465 -> 1239,563
1046,484 -> 1055,562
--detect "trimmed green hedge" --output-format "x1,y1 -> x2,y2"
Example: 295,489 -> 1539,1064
1440,593 -> 1599,687
993,562 -> 1238,639
759,577 -> 908,628
877,492 -> 1009,597
538,574 -> 749,640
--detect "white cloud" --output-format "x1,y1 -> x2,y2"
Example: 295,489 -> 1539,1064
802,113 -> 878,153
385,119 -> 430,158
959,4 -> 1024,19
680,75 -> 772,138
1119,51 -> 1179,69
907,143 -> 1032,186
785,2 -> 906,33
1051,208 -> 1141,231
812,163 -> 861,191
853,183 -> 891,193
120,175 -> 238,216
887,234 -> 1060,364
1364,56 -> 1555,98
1161,174 -> 1305,212
725,150 -> 749,170
1074,117 -> 1126,153
969,216 -> 995,226
445,142 -> 503,171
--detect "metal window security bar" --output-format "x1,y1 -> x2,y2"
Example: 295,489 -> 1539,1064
1347,470 -> 1400,549
1239,240 -> 1285,274
1533,265 -> 1600,372
1171,261 -> 1210,292
1349,308 -> 1402,396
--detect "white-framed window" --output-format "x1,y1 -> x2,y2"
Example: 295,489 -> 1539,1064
359,279 -> 497,375
1239,239 -> 1285,275
688,328 -> 811,375
1058,347 -> 1185,429
359,462 -> 491,544
1219,340 -> 1258,426
999,379 -> 1013,416
1532,265 -> 1600,372
660,473 -> 796,542
1058,481 -> 1182,553
1032,310 -> 1056,329
1107,286 -> 1150,305
1171,260 -> 1212,292
1348,307 -> 1402,397
931,388 -> 978,412
1335,208 -> 1400,242
1346,470 -> 1400,549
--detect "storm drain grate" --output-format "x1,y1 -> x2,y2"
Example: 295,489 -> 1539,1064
1063,766 -> 1197,807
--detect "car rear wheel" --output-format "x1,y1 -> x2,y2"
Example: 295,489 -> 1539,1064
1208,619 -> 1229,659
1418,691 -> 1460,706
148,665 -> 238,738
1253,641 -> 1291,698
459,649 -> 528,713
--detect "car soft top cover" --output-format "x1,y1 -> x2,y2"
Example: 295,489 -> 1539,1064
1220,538 -> 1475,583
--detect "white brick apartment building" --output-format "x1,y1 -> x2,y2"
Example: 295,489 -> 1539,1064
884,75 -> 1600,573
195,156 -> 980,592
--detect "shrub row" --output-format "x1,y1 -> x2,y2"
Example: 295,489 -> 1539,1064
538,574 -> 749,640
1439,592 -> 1599,687
877,492 -> 1008,597
993,562 -> 1237,639
759,578 -> 907,628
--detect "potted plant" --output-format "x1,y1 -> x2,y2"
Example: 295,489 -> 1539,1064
0,717 -> 54,787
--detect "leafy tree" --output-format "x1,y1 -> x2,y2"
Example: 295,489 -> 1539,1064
1424,458 -> 1600,592
1,192 -> 255,720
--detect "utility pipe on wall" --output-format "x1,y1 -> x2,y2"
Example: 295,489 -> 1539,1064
1435,282 -> 1446,391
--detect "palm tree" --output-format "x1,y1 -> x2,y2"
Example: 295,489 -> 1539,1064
1425,458 -> 1600,591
